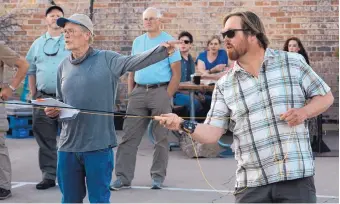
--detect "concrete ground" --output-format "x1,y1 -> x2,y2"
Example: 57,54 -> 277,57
4,130 -> 339,203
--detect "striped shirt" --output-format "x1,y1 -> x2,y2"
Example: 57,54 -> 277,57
205,48 -> 330,188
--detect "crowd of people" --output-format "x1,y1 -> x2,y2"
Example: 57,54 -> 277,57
0,5 -> 334,204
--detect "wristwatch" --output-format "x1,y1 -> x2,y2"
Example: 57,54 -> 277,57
8,85 -> 16,92
180,120 -> 198,134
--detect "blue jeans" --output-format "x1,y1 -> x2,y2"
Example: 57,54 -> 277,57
57,148 -> 114,203
173,93 -> 202,114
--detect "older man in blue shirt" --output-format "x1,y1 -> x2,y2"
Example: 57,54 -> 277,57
111,7 -> 181,190
26,5 -> 70,190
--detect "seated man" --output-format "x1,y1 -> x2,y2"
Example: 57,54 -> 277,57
173,31 -> 203,117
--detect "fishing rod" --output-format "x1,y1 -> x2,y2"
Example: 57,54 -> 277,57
0,100 -> 154,119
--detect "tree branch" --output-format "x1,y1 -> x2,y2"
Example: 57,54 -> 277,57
0,13 -> 20,41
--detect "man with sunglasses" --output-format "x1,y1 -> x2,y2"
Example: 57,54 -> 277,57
26,5 -> 70,190
111,7 -> 181,190
0,41 -> 29,200
154,10 -> 333,203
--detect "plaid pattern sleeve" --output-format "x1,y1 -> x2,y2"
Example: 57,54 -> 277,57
204,80 -> 230,130
298,58 -> 331,98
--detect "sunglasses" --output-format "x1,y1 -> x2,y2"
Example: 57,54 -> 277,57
43,37 -> 60,57
180,40 -> 191,44
221,29 -> 249,39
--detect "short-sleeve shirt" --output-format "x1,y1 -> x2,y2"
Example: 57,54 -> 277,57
26,32 -> 70,94
196,49 -> 228,70
132,31 -> 181,85
204,48 -> 330,188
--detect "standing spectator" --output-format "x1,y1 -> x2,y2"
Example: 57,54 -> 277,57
26,5 -> 70,190
0,41 -> 29,199
283,37 -> 310,64
111,7 -> 181,190
283,37 -> 318,151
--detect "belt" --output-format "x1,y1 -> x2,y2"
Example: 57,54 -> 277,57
136,82 -> 168,89
38,90 -> 56,97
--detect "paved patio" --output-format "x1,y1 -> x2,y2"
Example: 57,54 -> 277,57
4,130 -> 339,203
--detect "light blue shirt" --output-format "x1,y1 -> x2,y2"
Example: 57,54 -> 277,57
132,31 -> 181,84
26,32 -> 70,94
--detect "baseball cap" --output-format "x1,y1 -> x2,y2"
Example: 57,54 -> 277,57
45,5 -> 64,16
56,13 -> 94,35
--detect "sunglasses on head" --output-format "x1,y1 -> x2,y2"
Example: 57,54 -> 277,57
180,40 -> 191,44
221,29 -> 249,39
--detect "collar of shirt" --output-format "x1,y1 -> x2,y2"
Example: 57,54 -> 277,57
231,48 -> 276,75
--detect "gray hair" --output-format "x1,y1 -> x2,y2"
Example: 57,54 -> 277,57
142,7 -> 162,18
79,25 -> 94,44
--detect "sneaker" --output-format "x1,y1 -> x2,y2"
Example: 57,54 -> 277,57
0,188 -> 12,200
36,179 -> 56,190
109,179 -> 131,191
151,179 -> 162,190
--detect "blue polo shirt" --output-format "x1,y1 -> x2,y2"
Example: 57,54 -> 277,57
26,32 -> 70,94
132,31 -> 181,85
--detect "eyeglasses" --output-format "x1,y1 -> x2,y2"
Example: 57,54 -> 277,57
221,29 -> 249,39
63,29 -> 79,36
180,40 -> 191,44
143,17 -> 158,22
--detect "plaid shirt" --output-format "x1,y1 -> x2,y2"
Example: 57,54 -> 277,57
205,48 -> 330,188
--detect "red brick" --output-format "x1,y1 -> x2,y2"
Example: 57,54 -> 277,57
108,3 -> 120,7
27,20 -> 41,24
293,29 -> 308,34
255,0 -> 271,6
331,0 -> 339,5
303,1 -> 317,5
177,2 -> 192,6
209,2 -> 224,6
94,36 -> 106,40
32,14 -> 44,18
162,12 -> 177,18
276,18 -> 291,23
285,24 -> 300,28
21,25 -> 33,30
14,31 -> 27,35
270,12 -> 285,17
94,3 -> 108,8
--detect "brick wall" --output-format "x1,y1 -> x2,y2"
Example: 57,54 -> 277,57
1,0 -> 339,120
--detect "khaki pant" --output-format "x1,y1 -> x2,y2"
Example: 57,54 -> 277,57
0,132 -> 10,190
32,92 -> 58,181
115,85 -> 172,184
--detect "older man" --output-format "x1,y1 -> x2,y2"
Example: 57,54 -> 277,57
44,13 -> 178,203
155,10 -> 334,203
111,7 -> 181,191
0,41 -> 29,199
26,5 -> 70,190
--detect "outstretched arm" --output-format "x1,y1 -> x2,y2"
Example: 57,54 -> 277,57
108,41 -> 179,77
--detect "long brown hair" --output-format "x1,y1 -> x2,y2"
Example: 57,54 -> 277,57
283,37 -> 310,65
223,10 -> 269,50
